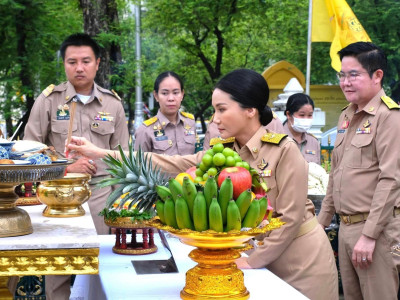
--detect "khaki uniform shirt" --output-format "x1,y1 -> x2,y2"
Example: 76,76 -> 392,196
134,110 -> 196,155
318,90 -> 400,239
150,126 -> 316,268
283,122 -> 321,164
203,113 -> 285,150
24,81 -> 130,177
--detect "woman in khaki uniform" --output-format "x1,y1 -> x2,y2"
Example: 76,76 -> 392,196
67,69 -> 338,299
283,93 -> 321,164
134,71 -> 196,155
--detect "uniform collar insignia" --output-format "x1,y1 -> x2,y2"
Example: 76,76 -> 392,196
363,120 -> 371,128
257,158 -> 268,170
341,115 -> 349,129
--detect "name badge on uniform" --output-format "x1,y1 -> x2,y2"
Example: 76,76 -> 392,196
56,104 -> 70,120
338,129 -> 346,133
155,135 -> 168,141
305,150 -> 316,155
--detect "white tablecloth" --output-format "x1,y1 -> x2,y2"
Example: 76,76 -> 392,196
71,233 -> 309,300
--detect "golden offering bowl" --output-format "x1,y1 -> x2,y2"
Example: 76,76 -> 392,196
36,173 -> 91,218
0,162 -> 70,237
150,218 -> 284,300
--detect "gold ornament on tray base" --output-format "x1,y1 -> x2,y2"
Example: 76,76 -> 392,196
150,218 -> 284,300
36,173 -> 91,217
0,162 -> 71,237
105,217 -> 157,255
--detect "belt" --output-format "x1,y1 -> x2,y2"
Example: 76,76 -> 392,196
296,216 -> 318,238
341,208 -> 400,225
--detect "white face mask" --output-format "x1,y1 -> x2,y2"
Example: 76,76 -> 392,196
291,117 -> 313,133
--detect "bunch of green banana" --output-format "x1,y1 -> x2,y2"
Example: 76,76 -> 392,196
155,175 -> 270,232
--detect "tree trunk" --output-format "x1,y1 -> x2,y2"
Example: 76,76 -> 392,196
15,0 -> 35,139
79,0 -> 122,89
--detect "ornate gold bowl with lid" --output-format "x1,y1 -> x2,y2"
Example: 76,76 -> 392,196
0,161 -> 71,237
150,218 -> 284,300
36,172 -> 91,217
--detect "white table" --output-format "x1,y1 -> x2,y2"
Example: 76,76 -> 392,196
72,233 -> 309,300
0,203 -> 99,299
0,203 -> 99,252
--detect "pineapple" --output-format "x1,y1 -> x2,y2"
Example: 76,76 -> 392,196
98,144 -> 169,212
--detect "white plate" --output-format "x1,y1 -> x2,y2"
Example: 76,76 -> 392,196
0,160 -> 32,165
52,159 -> 68,163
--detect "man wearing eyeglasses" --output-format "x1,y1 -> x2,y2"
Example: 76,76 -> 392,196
318,42 -> 400,300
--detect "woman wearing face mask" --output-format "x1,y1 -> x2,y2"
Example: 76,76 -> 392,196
66,69 -> 338,300
134,71 -> 197,155
283,93 -> 320,164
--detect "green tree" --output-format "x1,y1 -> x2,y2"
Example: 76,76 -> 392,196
0,0 -> 81,137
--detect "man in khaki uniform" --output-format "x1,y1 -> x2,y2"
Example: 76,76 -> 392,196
134,110 -> 196,155
202,112 -> 284,150
23,33 -> 129,300
318,42 -> 400,300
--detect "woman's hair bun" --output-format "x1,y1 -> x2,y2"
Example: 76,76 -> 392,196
260,105 -> 273,126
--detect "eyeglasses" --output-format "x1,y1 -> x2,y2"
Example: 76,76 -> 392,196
336,71 -> 369,82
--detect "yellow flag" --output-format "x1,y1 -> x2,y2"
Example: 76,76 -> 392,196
311,0 -> 334,42
325,0 -> 372,71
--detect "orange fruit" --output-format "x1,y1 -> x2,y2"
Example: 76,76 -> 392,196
175,172 -> 195,185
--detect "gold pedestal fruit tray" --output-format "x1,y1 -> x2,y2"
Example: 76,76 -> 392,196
150,218 -> 284,299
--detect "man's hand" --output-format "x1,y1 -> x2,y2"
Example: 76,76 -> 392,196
66,157 -> 97,176
352,234 -> 376,269
235,257 -> 253,269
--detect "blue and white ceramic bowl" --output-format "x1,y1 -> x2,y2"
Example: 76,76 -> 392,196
0,146 -> 9,159
25,153 -> 52,165
0,142 -> 15,155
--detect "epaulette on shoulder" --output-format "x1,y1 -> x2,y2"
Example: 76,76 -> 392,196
143,116 -> 158,127
42,84 -> 55,97
180,111 -> 194,119
261,133 -> 288,145
111,89 -> 122,101
307,132 -> 318,140
210,137 -> 235,146
341,104 -> 350,111
381,96 -> 399,110
272,111 -> 278,119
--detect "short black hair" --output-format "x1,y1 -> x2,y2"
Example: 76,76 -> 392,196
60,33 -> 101,60
285,93 -> 314,116
338,42 -> 387,85
154,71 -> 184,93
214,69 -> 273,126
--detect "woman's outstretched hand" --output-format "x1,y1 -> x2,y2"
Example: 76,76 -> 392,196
65,136 -> 107,159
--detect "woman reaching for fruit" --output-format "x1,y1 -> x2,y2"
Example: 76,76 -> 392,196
66,69 -> 338,300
